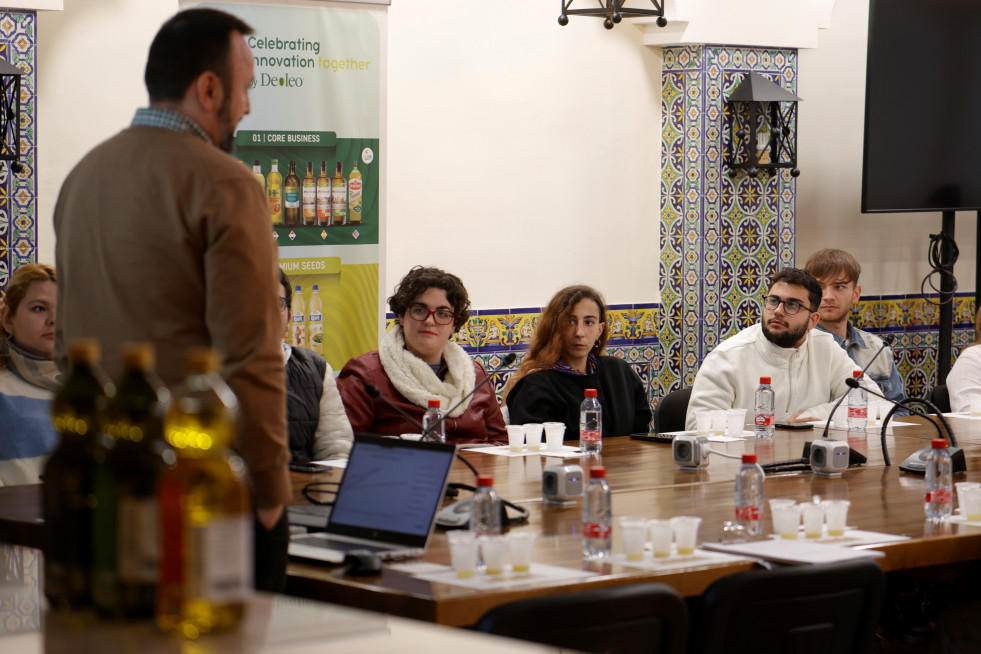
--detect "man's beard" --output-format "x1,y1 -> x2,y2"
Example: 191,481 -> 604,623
762,319 -> 809,348
216,87 -> 236,153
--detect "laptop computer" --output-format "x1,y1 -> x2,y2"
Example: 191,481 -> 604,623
288,433 -> 457,563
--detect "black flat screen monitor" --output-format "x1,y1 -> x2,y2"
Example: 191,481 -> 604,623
862,0 -> 981,213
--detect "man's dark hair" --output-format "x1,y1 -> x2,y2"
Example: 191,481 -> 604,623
388,266 -> 471,333
769,268 -> 822,312
145,8 -> 253,103
279,268 -> 293,310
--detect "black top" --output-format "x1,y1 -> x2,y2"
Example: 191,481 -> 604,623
506,356 -> 652,439
285,347 -> 326,463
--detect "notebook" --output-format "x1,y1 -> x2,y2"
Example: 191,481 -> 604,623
288,433 -> 457,563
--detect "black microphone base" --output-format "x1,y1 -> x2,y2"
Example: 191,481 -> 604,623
899,446 -> 967,475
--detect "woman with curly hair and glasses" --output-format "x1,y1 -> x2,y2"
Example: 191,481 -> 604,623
0,263 -> 62,484
337,266 -> 507,444
503,284 -> 651,441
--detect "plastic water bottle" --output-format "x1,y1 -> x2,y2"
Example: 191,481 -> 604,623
422,399 -> 445,442
470,475 -> 502,536
847,370 -> 868,431
754,377 -> 775,438
582,466 -> 612,558
579,389 -> 603,453
925,439 -> 953,520
734,453 -> 765,536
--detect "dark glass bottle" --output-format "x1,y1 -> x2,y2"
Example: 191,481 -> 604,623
44,339 -> 113,611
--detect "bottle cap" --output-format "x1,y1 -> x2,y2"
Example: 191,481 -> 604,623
742,453 -> 757,463
313,284 -> 319,291
121,342 -> 155,371
585,389 -> 598,398
759,377 -> 771,384
67,338 -> 100,365
589,466 -> 606,478
253,159 -> 260,166
477,475 -> 493,487
931,439 -> 947,449
428,399 -> 440,408
185,347 -> 219,374
295,285 -> 302,292
852,370 -> 863,378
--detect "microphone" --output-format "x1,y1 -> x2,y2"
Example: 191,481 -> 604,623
420,352 -> 517,442
820,333 -> 898,440
853,384 -> 965,474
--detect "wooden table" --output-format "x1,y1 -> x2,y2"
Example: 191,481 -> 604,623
285,421 -> 981,626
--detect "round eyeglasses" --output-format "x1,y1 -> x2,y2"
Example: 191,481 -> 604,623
278,297 -> 289,312
407,303 -> 455,325
762,295 -> 815,316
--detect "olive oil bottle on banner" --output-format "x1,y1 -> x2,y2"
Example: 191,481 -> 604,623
292,284 -> 307,348
308,285 -> 324,355
93,343 -> 172,618
331,162 -> 347,226
301,162 -> 317,226
284,160 -> 301,227
157,348 -> 252,637
44,339 -> 114,611
267,159 -> 283,226
348,161 -> 363,225
251,160 -> 264,193
316,160 -> 330,226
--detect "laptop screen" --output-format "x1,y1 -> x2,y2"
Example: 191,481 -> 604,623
326,434 -> 457,545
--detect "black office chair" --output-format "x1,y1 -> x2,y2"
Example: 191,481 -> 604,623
474,582 -> 687,654
930,383 -> 951,414
654,387 -> 692,433
687,559 -> 885,654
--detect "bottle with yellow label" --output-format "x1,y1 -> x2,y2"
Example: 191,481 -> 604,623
331,162 -> 347,226
348,161 -> 363,225
302,161 -> 316,226
291,284 -> 307,348
284,160 -> 301,227
44,339 -> 114,611
316,161 -> 330,226
308,285 -> 324,355
157,348 -> 251,638
267,159 -> 283,226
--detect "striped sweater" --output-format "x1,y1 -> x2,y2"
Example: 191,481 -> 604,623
0,367 -> 58,485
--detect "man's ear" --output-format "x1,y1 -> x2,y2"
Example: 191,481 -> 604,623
807,311 -> 821,331
192,70 -> 224,115
852,283 -> 862,306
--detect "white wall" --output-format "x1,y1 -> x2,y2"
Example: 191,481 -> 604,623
796,0 -> 976,297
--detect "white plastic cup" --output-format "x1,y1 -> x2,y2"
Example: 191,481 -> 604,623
710,410 -> 726,436
800,501 -> 825,539
479,535 -> 507,575
961,486 -> 981,521
524,423 -> 544,451
447,531 -> 478,579
725,408 -> 748,437
506,531 -> 537,573
649,519 -> 673,558
822,499 -> 850,537
771,503 -> 800,539
544,422 -> 566,452
955,481 -> 981,515
506,424 -> 525,452
832,403 -> 848,430
867,399 -> 883,425
694,410 -> 711,435
671,516 -> 701,556
619,517 -> 649,561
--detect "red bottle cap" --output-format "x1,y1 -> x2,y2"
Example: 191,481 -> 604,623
585,389 -> 598,398
742,454 -> 757,463
589,466 -> 606,478
931,439 -> 947,449
477,475 -> 494,487
852,370 -> 862,378
428,399 -> 440,408
759,377 -> 771,384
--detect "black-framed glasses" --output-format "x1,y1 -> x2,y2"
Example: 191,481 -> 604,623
407,303 -> 455,325
762,295 -> 815,316
278,297 -> 289,312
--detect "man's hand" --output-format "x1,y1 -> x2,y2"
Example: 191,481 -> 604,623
256,504 -> 284,530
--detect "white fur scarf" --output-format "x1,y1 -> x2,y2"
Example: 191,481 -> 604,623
379,327 -> 476,417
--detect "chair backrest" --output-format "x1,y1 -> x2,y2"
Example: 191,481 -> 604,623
930,384 -> 951,414
474,582 -> 687,654
654,387 -> 692,433
687,559 -> 885,654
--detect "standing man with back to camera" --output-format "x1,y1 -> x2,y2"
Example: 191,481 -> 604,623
53,8 -> 291,591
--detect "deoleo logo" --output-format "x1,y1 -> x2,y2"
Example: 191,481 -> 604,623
254,73 -> 304,88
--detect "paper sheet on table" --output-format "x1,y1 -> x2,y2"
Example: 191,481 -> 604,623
612,548 -> 751,571
766,528 -> 909,547
407,562 -> 595,589
660,430 -> 749,442
945,412 -> 981,421
312,458 -> 348,469
703,537 -> 886,565
804,419 -> 917,430
466,445 -> 586,458
951,514 -> 981,527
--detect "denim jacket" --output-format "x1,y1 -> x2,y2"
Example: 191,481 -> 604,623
816,323 -> 908,415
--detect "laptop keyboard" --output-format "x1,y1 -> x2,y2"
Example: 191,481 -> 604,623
292,536 -> 392,554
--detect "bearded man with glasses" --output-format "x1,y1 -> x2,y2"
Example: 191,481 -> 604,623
685,268 -> 880,430
337,266 -> 508,445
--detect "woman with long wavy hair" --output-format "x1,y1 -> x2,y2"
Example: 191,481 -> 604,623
504,284 -> 651,441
